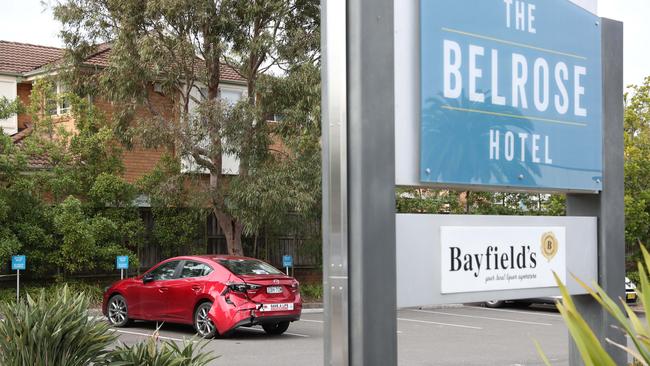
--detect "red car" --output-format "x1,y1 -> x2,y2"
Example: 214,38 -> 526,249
102,255 -> 302,337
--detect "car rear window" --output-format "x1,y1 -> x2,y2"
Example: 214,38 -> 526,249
217,259 -> 283,275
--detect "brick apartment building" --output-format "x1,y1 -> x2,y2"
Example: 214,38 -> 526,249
0,40 -> 319,273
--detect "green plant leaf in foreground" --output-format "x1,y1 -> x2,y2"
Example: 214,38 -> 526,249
537,245 -> 650,365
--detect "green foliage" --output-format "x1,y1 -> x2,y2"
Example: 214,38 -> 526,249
301,283 -> 323,302
0,280 -> 106,307
537,245 -> 650,365
53,0 -> 321,256
624,76 -> 650,266
104,333 -> 217,366
0,97 -> 21,120
0,78 -> 144,277
396,188 -> 565,216
0,285 -> 116,366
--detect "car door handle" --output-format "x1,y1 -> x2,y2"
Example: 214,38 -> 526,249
159,287 -> 169,293
192,285 -> 201,292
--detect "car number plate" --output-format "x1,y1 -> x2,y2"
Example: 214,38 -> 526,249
267,286 -> 283,294
627,292 -> 637,300
260,303 -> 294,312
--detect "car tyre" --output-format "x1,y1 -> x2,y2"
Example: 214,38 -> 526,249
107,294 -> 131,327
194,302 -> 218,339
485,300 -> 505,308
262,321 -> 290,335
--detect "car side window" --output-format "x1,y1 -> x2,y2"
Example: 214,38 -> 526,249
179,261 -> 213,279
149,261 -> 180,281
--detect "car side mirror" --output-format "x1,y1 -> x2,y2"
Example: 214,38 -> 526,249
143,273 -> 155,284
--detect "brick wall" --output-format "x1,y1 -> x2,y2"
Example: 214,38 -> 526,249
92,86 -> 176,183
16,82 -> 32,130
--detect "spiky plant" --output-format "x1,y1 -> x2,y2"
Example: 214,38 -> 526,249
0,285 -> 116,366
104,330 -> 218,366
537,245 -> 650,365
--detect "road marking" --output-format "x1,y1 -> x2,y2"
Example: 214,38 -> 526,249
243,327 -> 310,338
463,305 -> 562,318
410,309 -> 553,326
397,317 -> 482,330
110,329 -> 197,343
300,319 -> 324,323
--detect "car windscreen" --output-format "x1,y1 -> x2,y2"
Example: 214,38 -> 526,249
217,259 -> 283,275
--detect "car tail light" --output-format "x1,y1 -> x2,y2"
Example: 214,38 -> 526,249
227,282 -> 261,293
290,281 -> 299,293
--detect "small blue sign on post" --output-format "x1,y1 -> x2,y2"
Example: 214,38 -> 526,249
116,256 -> 129,270
283,255 -> 293,268
283,255 -> 293,276
12,255 -> 26,302
11,255 -> 26,271
116,256 -> 129,280
420,0 -> 603,191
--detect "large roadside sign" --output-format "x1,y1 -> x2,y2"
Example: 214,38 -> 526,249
420,0 -> 603,191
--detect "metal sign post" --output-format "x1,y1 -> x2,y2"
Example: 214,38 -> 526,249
11,255 -> 26,302
322,0 -> 396,365
566,18 -> 625,366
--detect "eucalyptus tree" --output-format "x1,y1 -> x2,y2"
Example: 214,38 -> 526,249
53,0 -> 320,255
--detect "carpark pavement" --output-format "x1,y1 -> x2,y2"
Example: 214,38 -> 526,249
106,304 -> 572,366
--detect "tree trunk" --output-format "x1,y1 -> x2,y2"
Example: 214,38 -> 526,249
214,209 -> 244,256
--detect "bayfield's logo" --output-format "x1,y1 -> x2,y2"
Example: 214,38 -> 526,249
541,232 -> 559,262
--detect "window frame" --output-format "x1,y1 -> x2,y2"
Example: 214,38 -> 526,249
48,82 -> 71,116
178,260 -> 214,279
147,260 -> 182,282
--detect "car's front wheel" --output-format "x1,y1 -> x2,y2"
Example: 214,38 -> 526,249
194,302 -> 217,339
262,321 -> 290,335
107,294 -> 131,327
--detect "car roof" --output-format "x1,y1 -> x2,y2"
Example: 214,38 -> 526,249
163,254 -> 264,264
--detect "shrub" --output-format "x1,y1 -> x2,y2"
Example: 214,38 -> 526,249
0,285 -> 116,366
301,283 -> 323,302
104,331 -> 217,366
537,245 -> 650,365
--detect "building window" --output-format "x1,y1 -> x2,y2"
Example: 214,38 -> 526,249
48,82 -> 71,116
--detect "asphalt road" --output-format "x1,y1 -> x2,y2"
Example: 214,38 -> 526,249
108,304 -> 573,366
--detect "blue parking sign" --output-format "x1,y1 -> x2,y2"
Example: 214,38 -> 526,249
116,256 -> 129,270
282,255 -> 293,268
11,255 -> 26,271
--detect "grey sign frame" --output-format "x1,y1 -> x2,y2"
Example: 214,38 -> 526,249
322,1 -> 623,366
322,0 -> 397,365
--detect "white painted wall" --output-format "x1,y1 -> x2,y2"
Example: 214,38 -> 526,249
0,75 -> 18,135
181,83 -> 246,175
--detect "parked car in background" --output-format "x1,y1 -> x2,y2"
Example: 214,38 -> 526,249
484,276 -> 638,308
102,255 -> 302,338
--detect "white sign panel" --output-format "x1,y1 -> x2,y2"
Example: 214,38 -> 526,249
396,214 -> 597,308
440,226 -> 566,294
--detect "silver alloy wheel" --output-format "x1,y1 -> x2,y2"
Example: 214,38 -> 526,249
195,303 -> 216,338
108,296 -> 128,326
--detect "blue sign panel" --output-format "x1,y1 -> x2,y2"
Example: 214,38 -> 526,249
282,255 -> 293,268
420,0 -> 602,191
116,256 -> 129,270
11,255 -> 26,271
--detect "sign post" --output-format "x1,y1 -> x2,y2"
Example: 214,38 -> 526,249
116,256 -> 129,280
282,255 -> 293,276
323,0 -> 396,364
11,255 -> 26,303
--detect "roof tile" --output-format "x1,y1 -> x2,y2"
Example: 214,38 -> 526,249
0,41 -> 64,74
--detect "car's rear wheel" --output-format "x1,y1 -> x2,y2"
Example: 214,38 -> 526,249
485,300 -> 505,308
194,302 -> 217,339
107,295 -> 131,327
262,321 -> 290,335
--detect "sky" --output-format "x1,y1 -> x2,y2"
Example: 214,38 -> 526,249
0,0 -> 648,87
